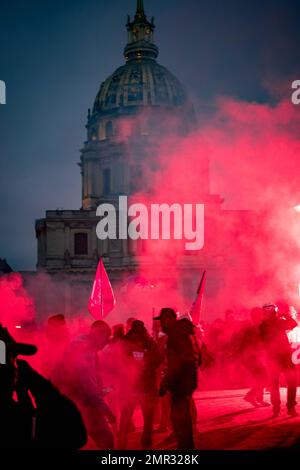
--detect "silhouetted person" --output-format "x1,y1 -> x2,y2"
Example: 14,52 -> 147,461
0,324 -> 86,448
110,323 -> 125,344
155,324 -> 172,433
237,307 -> 270,407
287,306 -> 300,349
47,314 -> 69,341
55,321 -> 115,449
286,307 -> 300,385
42,314 -> 70,378
177,312 -> 201,430
155,308 -> 199,450
125,317 -> 137,334
101,323 -> 126,440
118,320 -> 162,449
260,303 -> 298,417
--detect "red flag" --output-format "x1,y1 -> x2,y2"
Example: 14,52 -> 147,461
88,259 -> 115,319
189,271 -> 206,325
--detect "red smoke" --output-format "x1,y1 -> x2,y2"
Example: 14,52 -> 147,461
0,273 -> 35,329
205,97 -> 300,209
1,97 -> 300,327
113,97 -> 300,322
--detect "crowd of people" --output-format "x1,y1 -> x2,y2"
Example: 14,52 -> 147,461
1,301 -> 300,449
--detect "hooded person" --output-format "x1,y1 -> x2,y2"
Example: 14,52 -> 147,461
260,303 -> 298,417
118,320 -> 162,450
154,308 -> 199,450
236,307 -> 270,407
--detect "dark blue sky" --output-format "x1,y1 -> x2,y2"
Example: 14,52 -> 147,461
0,0 -> 300,270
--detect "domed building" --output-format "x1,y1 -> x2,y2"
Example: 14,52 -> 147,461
81,0 -> 197,210
34,1 -> 225,318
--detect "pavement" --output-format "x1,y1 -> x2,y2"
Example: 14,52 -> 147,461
127,388 -> 300,450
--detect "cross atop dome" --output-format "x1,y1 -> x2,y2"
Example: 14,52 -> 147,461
124,0 -> 158,62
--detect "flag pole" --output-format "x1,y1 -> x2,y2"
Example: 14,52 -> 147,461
152,307 -> 157,341
190,270 -> 206,325
197,270 -> 206,295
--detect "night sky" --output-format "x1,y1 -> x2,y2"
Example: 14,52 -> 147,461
0,0 -> 300,270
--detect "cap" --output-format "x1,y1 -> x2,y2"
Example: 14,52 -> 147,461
0,324 -> 37,357
154,308 -> 177,321
6,342 -> 37,357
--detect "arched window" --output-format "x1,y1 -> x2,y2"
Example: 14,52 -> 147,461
74,233 -> 88,255
105,121 -> 113,139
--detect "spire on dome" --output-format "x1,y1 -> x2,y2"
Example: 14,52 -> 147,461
124,1 -> 158,62
136,0 -> 145,18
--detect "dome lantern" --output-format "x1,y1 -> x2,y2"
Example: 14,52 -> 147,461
124,0 -> 158,62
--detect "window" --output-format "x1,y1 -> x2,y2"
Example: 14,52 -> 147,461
103,168 -> 111,195
130,166 -> 142,193
105,121 -> 113,139
74,233 -> 88,255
